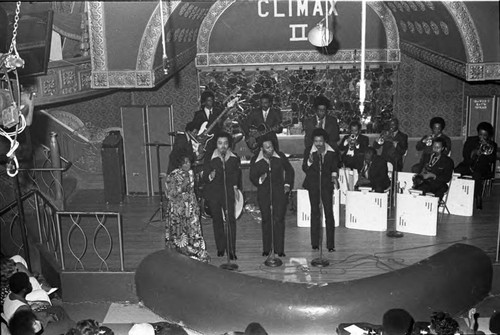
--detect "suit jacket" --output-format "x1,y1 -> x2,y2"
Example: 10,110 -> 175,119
303,115 -> 340,149
302,144 -> 340,193
202,150 -> 240,200
249,150 -> 294,203
458,136 -> 498,176
356,155 -> 390,191
338,134 -> 369,168
416,133 -> 451,159
243,107 -> 283,136
372,130 -> 408,171
422,154 -> 454,186
191,107 -> 223,135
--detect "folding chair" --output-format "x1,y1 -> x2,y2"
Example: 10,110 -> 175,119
438,177 -> 452,223
482,161 -> 496,198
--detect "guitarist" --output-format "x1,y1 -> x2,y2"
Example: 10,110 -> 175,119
303,96 -> 340,150
191,91 -> 223,155
243,93 -> 283,151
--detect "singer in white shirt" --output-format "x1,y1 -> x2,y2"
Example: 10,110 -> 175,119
302,128 -> 340,252
249,134 -> 294,257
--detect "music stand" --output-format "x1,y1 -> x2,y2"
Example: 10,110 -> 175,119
144,141 -> 171,229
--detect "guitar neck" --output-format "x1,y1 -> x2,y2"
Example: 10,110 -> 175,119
204,106 -> 232,134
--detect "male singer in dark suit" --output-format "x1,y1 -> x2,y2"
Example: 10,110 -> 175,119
302,128 -> 340,252
250,134 -> 294,257
413,137 -> 454,200
242,93 -> 283,151
372,118 -> 408,172
355,147 -> 391,193
339,120 -> 369,169
191,91 -> 222,154
203,132 -> 241,259
303,95 -> 340,150
455,122 -> 498,209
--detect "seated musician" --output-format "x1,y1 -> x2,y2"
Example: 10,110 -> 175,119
303,95 -> 340,150
242,93 -> 283,152
355,147 -> 391,193
373,118 -> 408,172
191,91 -> 223,155
454,122 -> 498,209
412,117 -> 451,173
339,120 -> 369,169
412,137 -> 454,199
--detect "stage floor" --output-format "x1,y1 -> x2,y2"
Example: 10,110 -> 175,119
65,185 -> 500,284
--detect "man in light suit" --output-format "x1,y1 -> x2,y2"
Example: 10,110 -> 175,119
242,93 -> 283,151
303,95 -> 340,150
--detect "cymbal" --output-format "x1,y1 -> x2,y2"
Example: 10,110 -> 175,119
144,142 -> 172,147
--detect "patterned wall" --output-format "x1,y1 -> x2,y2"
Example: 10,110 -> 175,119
44,90 -> 132,132
394,54 -> 463,137
198,67 -> 396,133
131,61 -> 200,131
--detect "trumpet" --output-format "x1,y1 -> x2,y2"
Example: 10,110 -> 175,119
478,140 -> 494,156
425,134 -> 435,146
377,130 -> 394,145
348,134 -> 358,149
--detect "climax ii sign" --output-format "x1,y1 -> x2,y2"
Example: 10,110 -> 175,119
257,0 -> 337,41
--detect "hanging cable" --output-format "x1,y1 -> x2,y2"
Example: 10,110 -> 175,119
159,0 -> 168,74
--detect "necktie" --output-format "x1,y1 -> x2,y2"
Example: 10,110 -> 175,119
263,110 -> 268,122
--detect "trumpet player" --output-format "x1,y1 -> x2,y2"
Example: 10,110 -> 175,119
455,122 -> 498,210
412,117 -> 452,173
373,118 -> 408,172
412,137 -> 454,200
339,120 -> 369,169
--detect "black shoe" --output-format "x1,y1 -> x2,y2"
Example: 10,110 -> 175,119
217,251 -> 224,257
229,253 -> 237,260
278,253 -> 286,257
328,248 -> 336,252
312,246 -> 319,251
262,251 -> 270,257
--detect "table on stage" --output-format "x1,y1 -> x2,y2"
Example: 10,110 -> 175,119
396,193 -> 438,236
296,189 -> 340,228
345,190 -> 387,232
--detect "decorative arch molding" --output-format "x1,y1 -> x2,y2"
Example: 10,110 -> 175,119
136,1 -> 182,71
442,2 -> 483,63
196,0 -> 400,69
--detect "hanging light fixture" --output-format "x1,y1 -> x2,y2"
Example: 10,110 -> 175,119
308,1 -> 338,47
159,0 -> 168,75
359,0 -> 367,113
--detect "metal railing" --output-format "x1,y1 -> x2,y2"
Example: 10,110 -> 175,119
56,211 -> 124,272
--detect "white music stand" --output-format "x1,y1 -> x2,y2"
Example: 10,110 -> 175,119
297,189 -> 340,228
345,190 -> 387,231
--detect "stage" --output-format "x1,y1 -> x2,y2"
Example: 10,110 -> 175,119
65,185 -> 500,283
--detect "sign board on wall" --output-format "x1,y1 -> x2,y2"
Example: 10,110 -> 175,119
467,96 -> 496,137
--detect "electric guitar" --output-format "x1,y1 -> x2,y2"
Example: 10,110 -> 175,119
196,87 -> 241,154
245,120 -> 292,150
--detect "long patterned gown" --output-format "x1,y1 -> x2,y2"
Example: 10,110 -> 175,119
165,168 -> 210,262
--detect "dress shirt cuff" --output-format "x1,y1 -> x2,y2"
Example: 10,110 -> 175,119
331,172 -> 338,178
284,184 -> 290,188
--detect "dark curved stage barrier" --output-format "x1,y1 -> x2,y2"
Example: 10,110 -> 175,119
135,244 -> 492,335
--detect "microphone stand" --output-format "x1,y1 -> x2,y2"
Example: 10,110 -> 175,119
264,160 -> 282,267
312,152 -> 330,268
220,152 -> 238,271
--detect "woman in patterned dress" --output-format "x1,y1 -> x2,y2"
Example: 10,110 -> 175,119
165,152 -> 210,262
